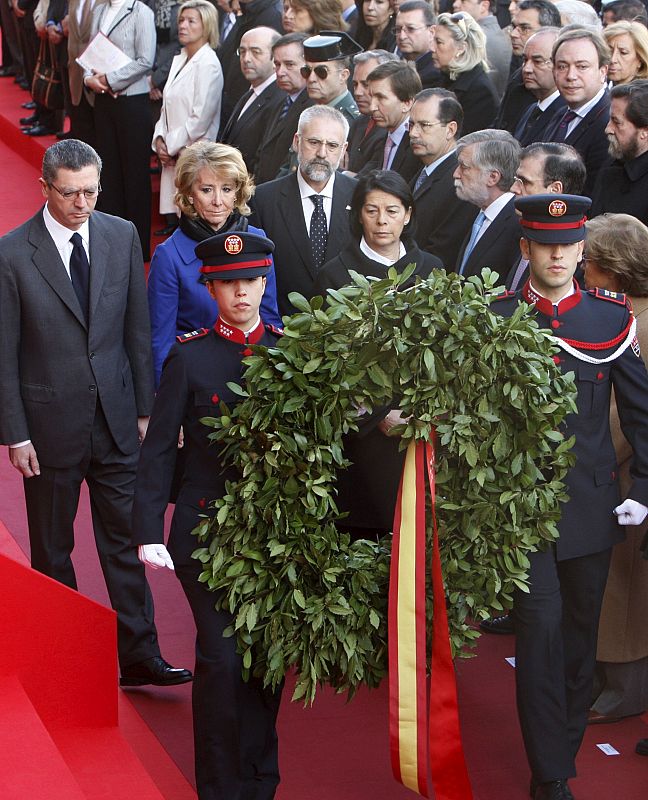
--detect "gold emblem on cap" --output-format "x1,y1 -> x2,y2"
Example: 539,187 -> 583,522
548,200 -> 567,217
224,235 -> 243,255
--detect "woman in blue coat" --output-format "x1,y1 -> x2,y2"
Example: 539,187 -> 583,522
148,141 -> 282,385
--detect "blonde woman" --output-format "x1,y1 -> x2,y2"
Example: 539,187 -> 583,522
433,12 -> 498,134
153,0 -> 223,234
603,20 -> 648,86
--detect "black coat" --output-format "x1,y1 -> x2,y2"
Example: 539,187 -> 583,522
346,115 -> 387,174
315,239 -> 442,531
220,80 -> 285,174
455,195 -> 521,282
493,67 -> 535,133
254,88 -> 313,184
542,90 -> 611,197
216,0 -> 283,121
590,148 -> 648,225
410,151 -> 478,270
249,171 -> 357,316
415,51 -> 443,90
442,65 -> 499,135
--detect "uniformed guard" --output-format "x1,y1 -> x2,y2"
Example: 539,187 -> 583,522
302,30 -> 362,125
131,231 -> 283,800
492,194 -> 648,800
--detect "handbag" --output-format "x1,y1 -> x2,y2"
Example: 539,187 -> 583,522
31,39 -> 65,111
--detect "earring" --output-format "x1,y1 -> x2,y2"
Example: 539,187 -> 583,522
189,197 -> 194,203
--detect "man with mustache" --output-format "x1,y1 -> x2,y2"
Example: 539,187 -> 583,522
590,79 -> 648,226
250,104 -> 357,315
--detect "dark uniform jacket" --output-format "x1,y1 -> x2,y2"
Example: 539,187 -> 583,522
590,148 -> 648,226
132,319 -> 281,567
493,282 -> 648,560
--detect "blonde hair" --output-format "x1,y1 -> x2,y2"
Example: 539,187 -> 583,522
585,213 -> 648,296
178,0 -> 220,49
174,141 -> 255,218
436,12 -> 489,79
603,20 -> 648,81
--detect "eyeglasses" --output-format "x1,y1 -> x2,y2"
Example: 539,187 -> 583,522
48,183 -> 102,200
300,64 -> 339,79
394,24 -> 430,35
409,120 -> 445,132
300,136 -> 342,152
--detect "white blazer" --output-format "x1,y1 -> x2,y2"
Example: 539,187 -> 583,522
153,43 -> 223,213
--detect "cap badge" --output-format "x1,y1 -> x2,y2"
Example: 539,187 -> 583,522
224,235 -> 243,255
548,199 -> 567,217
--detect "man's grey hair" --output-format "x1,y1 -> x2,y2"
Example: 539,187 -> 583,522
456,129 -> 521,191
42,139 -> 102,184
297,104 -> 350,141
353,49 -> 400,67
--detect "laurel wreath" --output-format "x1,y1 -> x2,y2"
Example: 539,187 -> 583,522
193,267 -> 577,704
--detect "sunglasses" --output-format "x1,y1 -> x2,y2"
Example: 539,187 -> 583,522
448,12 -> 468,35
300,64 -> 339,79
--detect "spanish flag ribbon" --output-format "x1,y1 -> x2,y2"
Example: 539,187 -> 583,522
388,439 -> 473,799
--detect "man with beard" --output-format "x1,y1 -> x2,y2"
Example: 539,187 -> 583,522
250,105 -> 357,315
590,80 -> 648,225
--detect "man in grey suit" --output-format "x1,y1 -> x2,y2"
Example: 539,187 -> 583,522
0,140 -> 191,688
250,105 -> 357,315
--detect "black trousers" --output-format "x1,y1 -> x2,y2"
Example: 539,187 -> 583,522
514,545 -> 612,782
69,92 -> 96,148
173,500 -> 282,800
23,404 -> 160,669
94,92 -> 152,260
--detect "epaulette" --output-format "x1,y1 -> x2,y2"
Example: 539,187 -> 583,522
588,287 -> 628,307
265,323 -> 284,336
490,290 -> 516,302
176,328 -> 210,344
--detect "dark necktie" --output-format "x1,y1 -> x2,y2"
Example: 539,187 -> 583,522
413,168 -> 428,194
514,103 -> 542,142
69,232 -> 90,322
553,109 -> 578,142
309,195 -> 328,270
279,95 -> 293,119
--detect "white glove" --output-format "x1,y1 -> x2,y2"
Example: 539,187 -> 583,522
613,499 -> 648,527
138,543 -> 175,570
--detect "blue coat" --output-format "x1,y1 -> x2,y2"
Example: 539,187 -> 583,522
148,225 -> 282,385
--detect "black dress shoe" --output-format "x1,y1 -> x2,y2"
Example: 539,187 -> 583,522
0,66 -> 16,77
120,656 -> 193,687
532,780 -> 574,800
20,113 -> 38,126
21,100 -> 37,109
17,77 -> 30,90
23,124 -> 56,137
479,613 -> 515,635
637,738 -> 648,756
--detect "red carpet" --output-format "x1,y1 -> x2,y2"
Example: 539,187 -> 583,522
1,76 -> 647,799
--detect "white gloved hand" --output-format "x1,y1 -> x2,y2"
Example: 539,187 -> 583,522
138,543 -> 175,570
613,498 -> 648,527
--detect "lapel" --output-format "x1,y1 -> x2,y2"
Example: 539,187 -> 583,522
28,210 -> 87,329
566,91 -> 610,146
391,133 -> 410,171
103,0 -> 136,37
166,47 -> 202,90
236,82 -> 282,130
414,153 -> 456,200
263,89 -> 309,150
278,174 -> 315,277
323,175 -> 351,264
469,197 -> 515,263
222,88 -> 253,140
87,214 -> 109,324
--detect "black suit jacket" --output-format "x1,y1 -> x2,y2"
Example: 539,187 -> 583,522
455,195 -> 521,282
220,80 -> 285,174
0,209 -> 153,467
254,89 -> 313,184
514,94 -> 567,146
346,115 -> 387,174
543,90 -> 611,197
249,171 -> 357,316
410,152 -> 478,270
387,131 -> 420,183
493,67 -> 535,133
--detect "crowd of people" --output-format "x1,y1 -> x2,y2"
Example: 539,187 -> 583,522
3,0 -> 648,799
